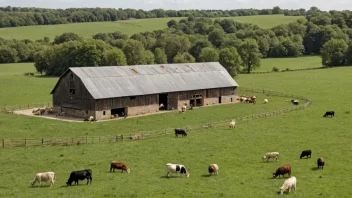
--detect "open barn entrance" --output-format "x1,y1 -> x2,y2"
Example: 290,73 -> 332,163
218,96 -> 222,104
159,93 -> 168,110
111,107 -> 127,118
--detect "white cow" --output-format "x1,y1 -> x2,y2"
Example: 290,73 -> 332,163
88,116 -> 95,122
166,163 -> 190,178
264,99 -> 268,104
181,105 -> 187,112
280,176 -> 296,195
262,152 -> 280,162
30,172 -> 56,187
229,120 -> 236,128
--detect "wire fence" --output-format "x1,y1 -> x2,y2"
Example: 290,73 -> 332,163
239,66 -> 327,74
0,87 -> 311,148
1,102 -> 52,113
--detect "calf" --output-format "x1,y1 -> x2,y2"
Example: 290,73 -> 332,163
262,152 -> 280,162
300,150 -> 312,159
166,163 -> 190,178
30,172 -> 56,187
317,158 -> 325,169
323,111 -> 335,117
291,99 -> 299,105
280,176 -> 296,195
66,169 -> 92,186
208,164 -> 219,176
229,120 -> 236,128
175,128 -> 187,137
273,164 -> 291,178
264,99 -> 268,104
110,161 -> 130,173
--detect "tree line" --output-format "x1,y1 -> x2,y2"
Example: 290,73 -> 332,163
1,7 -> 352,76
0,6 -> 299,28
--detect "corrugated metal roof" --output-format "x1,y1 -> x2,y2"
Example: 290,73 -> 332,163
54,62 -> 239,99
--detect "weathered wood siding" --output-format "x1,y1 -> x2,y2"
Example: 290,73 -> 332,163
94,94 -> 158,111
52,71 -> 95,111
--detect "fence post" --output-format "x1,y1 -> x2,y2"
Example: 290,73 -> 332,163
116,135 -> 118,142
25,138 -> 26,147
42,138 -> 44,146
121,135 -> 124,142
99,137 -> 101,143
86,136 -> 88,144
2,139 -> 4,148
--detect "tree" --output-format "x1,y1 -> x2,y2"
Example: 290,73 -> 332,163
122,39 -> 147,65
144,50 -> 155,64
219,47 -> 242,76
272,6 -> 281,14
346,41 -> 352,64
103,48 -> 127,66
0,45 -> 18,63
189,39 -> 212,61
34,47 -> 54,74
165,36 -> 191,62
53,32 -> 83,44
167,19 -> 177,28
320,38 -> 348,66
173,52 -> 195,63
154,48 -> 167,64
238,39 -> 262,73
198,47 -> 219,62
208,29 -> 225,47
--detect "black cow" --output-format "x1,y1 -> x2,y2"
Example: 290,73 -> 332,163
175,128 -> 187,137
66,169 -> 92,186
291,99 -> 299,105
323,111 -> 335,117
317,158 -> 325,169
300,150 -> 312,159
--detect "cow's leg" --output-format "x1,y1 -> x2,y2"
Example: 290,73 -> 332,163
121,169 -> 124,173
166,171 -> 170,177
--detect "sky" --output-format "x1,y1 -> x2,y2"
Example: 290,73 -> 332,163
0,0 -> 351,11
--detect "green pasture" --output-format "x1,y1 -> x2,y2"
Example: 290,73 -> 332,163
0,15 -> 302,41
0,61 -> 351,197
259,56 -> 322,72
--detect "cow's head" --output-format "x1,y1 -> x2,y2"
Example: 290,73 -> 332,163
126,168 -> 130,173
30,181 -> 35,185
66,180 -> 72,186
273,173 -> 278,178
262,156 -> 267,160
186,172 -> 190,178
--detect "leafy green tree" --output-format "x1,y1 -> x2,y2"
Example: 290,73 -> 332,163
0,45 -> 18,63
189,39 -> 212,61
165,36 -> 191,62
238,38 -> 262,73
53,32 -> 83,44
122,39 -> 147,65
103,48 -> 127,66
173,52 -> 195,63
144,50 -> 155,64
167,19 -> 178,28
154,48 -> 167,64
208,28 -> 225,47
272,6 -> 281,14
34,47 -> 54,74
219,47 -> 242,76
257,36 -> 270,57
198,47 -> 219,62
321,38 -> 348,66
346,41 -> 352,64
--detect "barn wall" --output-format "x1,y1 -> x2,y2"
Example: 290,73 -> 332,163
52,70 -> 95,118
95,94 -> 158,120
167,92 -> 178,110
203,87 -> 237,106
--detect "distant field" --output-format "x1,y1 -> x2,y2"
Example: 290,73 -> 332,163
0,15 -> 302,41
257,56 -> 322,72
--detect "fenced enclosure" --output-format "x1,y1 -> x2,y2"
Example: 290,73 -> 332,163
1,102 -> 52,113
0,87 -> 311,148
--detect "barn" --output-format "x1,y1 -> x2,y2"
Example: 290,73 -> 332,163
50,62 -> 239,120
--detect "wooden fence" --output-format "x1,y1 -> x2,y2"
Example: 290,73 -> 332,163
1,102 -> 52,112
239,66 -> 328,74
0,87 -> 311,148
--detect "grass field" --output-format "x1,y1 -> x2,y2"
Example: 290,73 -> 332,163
0,15 -> 302,41
258,56 -> 322,72
0,61 -> 351,197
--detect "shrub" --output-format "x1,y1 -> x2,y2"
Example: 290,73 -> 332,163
272,67 -> 280,72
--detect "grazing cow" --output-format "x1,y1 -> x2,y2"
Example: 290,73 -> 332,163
208,164 -> 219,176
280,176 -> 296,195
291,99 -> 299,105
66,169 -> 92,186
166,163 -> 190,178
159,103 -> 165,110
264,99 -> 268,104
317,158 -> 325,169
30,172 -> 56,187
273,164 -> 291,178
88,116 -> 95,122
262,152 -> 280,162
181,105 -> 187,112
300,150 -> 312,159
229,120 -> 236,128
323,111 -> 335,117
110,161 -> 130,173
175,128 -> 187,137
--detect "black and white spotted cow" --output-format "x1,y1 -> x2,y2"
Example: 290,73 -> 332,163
166,163 -> 190,178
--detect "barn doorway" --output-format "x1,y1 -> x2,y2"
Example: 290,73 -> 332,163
111,107 -> 127,118
159,93 -> 168,110
196,98 -> 202,106
190,99 -> 195,107
218,97 -> 222,104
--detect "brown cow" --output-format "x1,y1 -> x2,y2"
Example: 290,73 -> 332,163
110,161 -> 130,173
273,164 -> 291,178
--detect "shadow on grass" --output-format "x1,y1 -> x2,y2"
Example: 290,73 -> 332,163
35,75 -> 58,79
311,167 -> 320,171
160,176 -> 188,179
29,185 -> 52,188
201,174 -> 211,177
